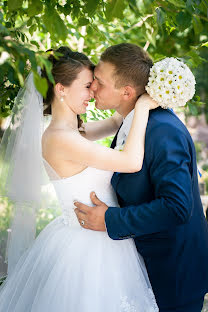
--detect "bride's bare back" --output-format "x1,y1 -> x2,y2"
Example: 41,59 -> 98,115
42,127 -> 88,178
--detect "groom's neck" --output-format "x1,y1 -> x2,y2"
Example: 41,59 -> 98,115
116,101 -> 136,118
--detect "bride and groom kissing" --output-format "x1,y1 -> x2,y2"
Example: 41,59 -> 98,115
0,43 -> 208,312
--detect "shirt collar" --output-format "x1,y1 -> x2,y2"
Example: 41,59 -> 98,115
121,109 -> 135,137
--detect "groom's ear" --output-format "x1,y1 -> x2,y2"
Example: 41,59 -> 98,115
122,86 -> 137,101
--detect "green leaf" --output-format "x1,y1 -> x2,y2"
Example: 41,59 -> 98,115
30,40 -> 40,48
43,6 -> 68,41
5,22 -> 12,28
29,24 -> 37,36
37,55 -> 55,84
198,0 -> 208,15
201,41 -> 208,47
176,11 -> 192,30
33,72 -> 48,98
7,66 -> 17,84
186,0 -> 195,13
188,102 -> 198,116
152,53 -> 166,62
156,7 -> 166,26
18,58 -> 25,74
193,16 -> 203,35
0,23 -> 10,35
27,18 -> 33,27
17,71 -> 24,86
8,0 -> 23,11
27,50 -> 37,70
57,3 -> 71,16
78,17 -> 90,26
85,0 -> 100,16
186,50 -> 207,68
27,0 -> 43,17
0,11 -> 3,22
167,0 -> 186,8
89,109 -> 99,120
105,0 -> 126,21
81,113 -> 87,123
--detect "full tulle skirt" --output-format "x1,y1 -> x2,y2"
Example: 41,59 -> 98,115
0,216 -> 158,312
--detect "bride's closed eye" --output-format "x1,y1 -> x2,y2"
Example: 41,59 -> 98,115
85,83 -> 92,89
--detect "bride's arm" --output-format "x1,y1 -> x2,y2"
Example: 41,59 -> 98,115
51,94 -> 157,173
81,111 -> 122,141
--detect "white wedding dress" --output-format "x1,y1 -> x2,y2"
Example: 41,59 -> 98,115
0,165 -> 158,312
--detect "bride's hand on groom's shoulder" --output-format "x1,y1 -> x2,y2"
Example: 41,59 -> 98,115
136,93 -> 159,110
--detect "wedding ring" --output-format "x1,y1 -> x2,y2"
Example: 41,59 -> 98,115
81,220 -> 85,226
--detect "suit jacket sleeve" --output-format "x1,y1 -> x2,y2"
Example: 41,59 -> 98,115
105,123 -> 194,240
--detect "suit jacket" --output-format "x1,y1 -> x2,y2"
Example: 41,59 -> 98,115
105,107 -> 208,310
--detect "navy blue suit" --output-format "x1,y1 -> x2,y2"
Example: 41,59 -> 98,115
105,107 -> 208,311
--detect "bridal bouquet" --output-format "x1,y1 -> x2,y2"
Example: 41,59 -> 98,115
145,57 -> 196,109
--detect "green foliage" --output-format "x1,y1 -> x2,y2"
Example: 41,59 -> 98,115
0,187 -> 61,267
0,197 -> 12,265
105,0 -> 126,21
0,0 -> 207,119
0,275 -> 6,285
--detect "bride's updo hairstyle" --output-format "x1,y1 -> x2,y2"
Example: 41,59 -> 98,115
42,46 -> 94,129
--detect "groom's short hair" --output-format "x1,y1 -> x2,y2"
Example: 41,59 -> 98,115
100,43 -> 153,94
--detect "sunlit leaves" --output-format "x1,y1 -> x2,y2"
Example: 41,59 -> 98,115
167,0 -> 186,8
176,11 -> 192,31
193,16 -> 203,35
43,5 -> 68,41
33,72 -> 48,98
105,0 -> 126,21
156,7 -> 166,26
27,0 -> 43,17
8,0 -> 23,11
0,0 -> 207,119
85,0 -> 100,17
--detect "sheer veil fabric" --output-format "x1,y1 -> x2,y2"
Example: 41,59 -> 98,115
0,72 -> 59,275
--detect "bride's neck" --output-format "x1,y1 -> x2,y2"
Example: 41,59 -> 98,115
50,99 -> 78,130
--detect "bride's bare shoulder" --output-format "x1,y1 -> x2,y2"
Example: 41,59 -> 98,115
42,127 -> 79,145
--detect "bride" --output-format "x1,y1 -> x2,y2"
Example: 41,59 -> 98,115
0,46 -> 158,311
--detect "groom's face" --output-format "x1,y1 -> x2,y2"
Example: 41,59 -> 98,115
90,61 -> 122,110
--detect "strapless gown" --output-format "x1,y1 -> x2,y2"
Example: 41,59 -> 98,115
0,167 -> 158,312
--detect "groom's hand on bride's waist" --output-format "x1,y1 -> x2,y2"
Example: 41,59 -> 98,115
74,192 -> 108,231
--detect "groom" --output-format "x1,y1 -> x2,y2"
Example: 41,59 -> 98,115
74,43 -> 208,311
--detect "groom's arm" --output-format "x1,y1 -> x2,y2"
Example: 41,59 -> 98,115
105,123 -> 194,240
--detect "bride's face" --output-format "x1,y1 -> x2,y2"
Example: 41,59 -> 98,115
63,68 -> 93,114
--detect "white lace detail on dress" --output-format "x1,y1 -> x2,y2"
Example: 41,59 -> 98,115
120,288 -> 159,312
148,288 -> 159,311
120,296 -> 137,312
60,202 -> 79,227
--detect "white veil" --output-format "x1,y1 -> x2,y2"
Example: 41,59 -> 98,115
0,71 -> 60,277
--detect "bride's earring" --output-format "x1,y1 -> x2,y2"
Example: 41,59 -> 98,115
60,96 -> 64,102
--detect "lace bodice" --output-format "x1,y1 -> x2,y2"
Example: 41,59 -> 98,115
51,167 -> 119,227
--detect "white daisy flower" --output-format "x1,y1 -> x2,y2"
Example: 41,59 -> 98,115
145,57 -> 196,109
